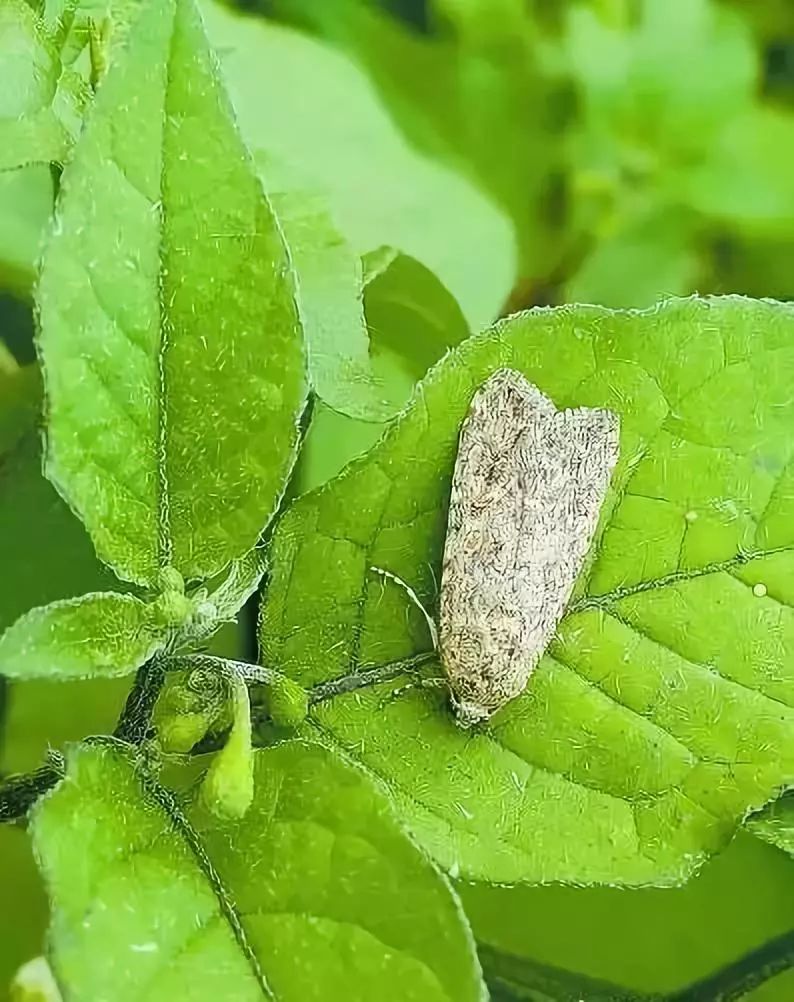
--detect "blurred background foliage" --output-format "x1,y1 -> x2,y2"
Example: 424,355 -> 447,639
245,0 -> 794,308
1,0 -> 794,998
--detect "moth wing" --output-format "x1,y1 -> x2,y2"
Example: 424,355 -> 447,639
439,369 -> 619,725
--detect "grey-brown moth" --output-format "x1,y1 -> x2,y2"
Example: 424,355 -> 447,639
439,368 -> 619,725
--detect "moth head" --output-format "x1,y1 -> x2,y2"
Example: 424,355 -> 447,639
451,694 -> 492,728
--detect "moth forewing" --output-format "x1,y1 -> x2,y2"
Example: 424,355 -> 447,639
439,369 -> 619,726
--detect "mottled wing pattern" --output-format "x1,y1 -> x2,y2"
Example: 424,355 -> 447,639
439,369 -> 619,725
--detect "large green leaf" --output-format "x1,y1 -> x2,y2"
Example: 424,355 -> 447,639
37,0 -> 307,587
260,296 -> 794,885
32,740 -> 485,1001
201,0 -> 516,334
0,592 -> 167,680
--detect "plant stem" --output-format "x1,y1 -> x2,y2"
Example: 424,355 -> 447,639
0,754 -> 64,823
669,929 -> 794,1002
307,651 -> 438,705
166,654 -> 282,686
114,658 -> 167,745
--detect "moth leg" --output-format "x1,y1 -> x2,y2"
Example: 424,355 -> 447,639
377,676 -> 448,712
369,566 -> 439,650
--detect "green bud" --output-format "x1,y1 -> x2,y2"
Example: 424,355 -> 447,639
158,712 -> 212,754
267,674 -> 309,729
151,590 -> 193,628
200,676 -> 253,820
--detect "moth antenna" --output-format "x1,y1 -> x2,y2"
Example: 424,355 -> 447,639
369,566 -> 439,650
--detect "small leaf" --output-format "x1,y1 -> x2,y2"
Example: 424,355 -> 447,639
154,662 -> 227,753
261,296 -> 794,885
37,0 -> 307,587
263,673 -> 308,729
294,251 -> 469,493
199,546 -> 268,626
0,593 -> 167,680
266,168 -> 395,421
32,740 -> 486,1001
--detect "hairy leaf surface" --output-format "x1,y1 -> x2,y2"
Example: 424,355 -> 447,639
32,740 -> 485,1001
37,0 -> 306,586
0,593 -> 166,680
261,296 -> 794,884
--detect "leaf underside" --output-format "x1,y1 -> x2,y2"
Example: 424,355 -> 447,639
260,296 -> 794,885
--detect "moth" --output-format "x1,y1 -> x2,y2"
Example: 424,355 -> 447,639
438,368 -> 620,725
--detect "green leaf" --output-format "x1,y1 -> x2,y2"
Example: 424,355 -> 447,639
37,0 -> 307,587
201,0 -> 516,333
747,795 -> 794,857
294,251 -> 470,494
260,296 -> 794,885
0,592 -> 167,680
265,166 -> 394,422
363,251 -> 470,411
202,546 -> 267,625
32,740 -> 486,1001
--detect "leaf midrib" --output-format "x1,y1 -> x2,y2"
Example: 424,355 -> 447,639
140,767 -> 275,999
154,0 -> 179,571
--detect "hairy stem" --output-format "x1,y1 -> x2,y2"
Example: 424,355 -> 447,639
669,929 -> 794,1002
0,753 -> 65,823
114,657 -> 167,745
307,651 -> 438,706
